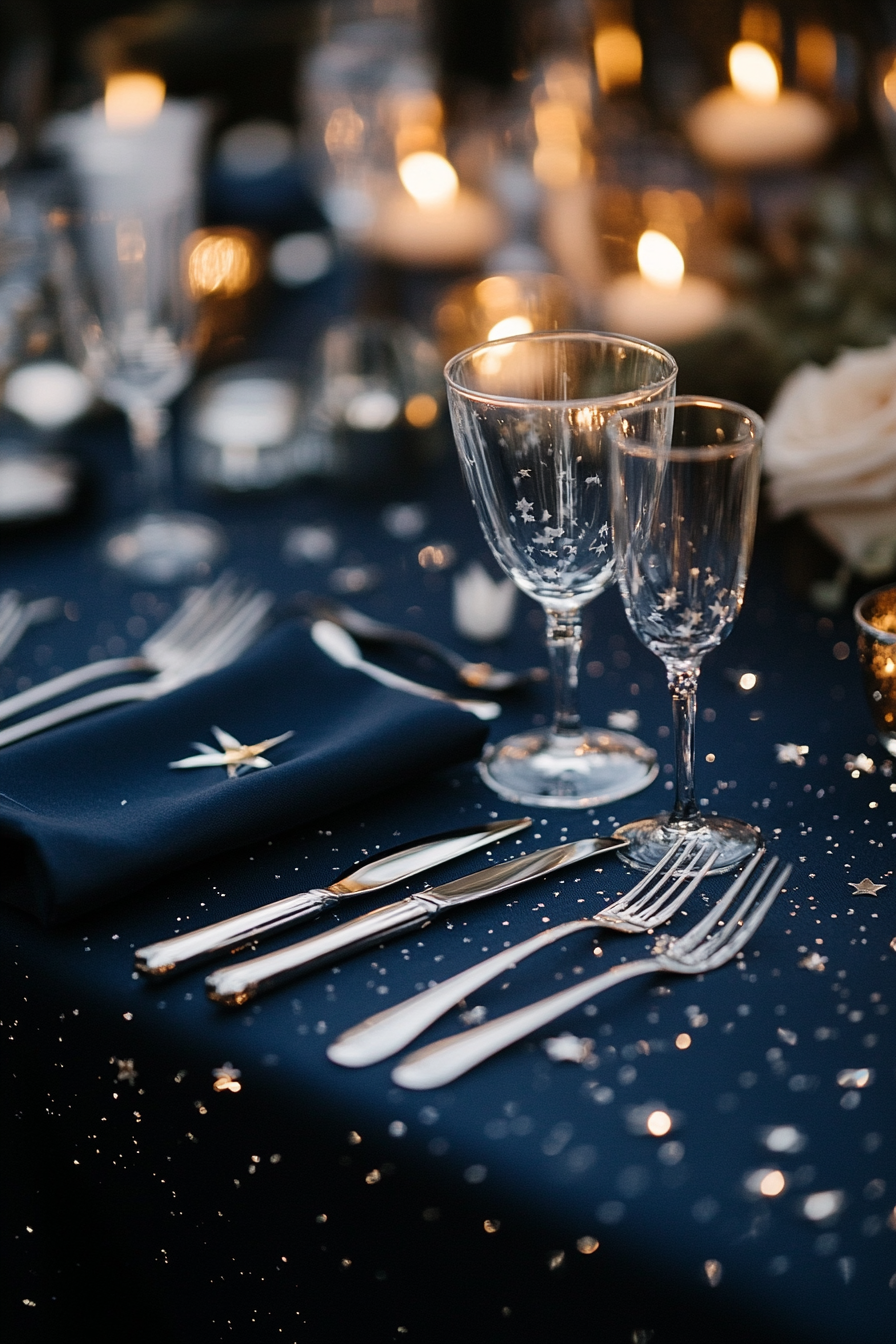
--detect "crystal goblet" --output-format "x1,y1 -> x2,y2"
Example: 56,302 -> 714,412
610,395 -> 763,872
445,330 -> 677,807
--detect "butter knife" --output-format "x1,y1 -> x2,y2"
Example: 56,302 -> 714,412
135,816 -> 531,978
205,835 -> 627,1005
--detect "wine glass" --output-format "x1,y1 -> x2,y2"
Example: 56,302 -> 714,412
445,329 -> 677,807
610,395 -> 763,872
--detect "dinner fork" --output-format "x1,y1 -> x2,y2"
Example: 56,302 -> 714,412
0,583 -> 274,749
0,574 -> 260,724
327,836 -> 716,1068
390,854 -> 790,1089
0,591 -> 62,664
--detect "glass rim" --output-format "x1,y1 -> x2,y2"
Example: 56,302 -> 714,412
444,328 -> 678,410
615,394 -> 764,460
854,582 -> 896,644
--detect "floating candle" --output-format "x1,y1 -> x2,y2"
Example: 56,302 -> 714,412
603,230 -> 727,345
686,40 -> 834,170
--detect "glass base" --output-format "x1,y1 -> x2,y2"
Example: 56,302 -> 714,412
613,814 -> 762,875
478,728 -> 658,808
103,511 -> 226,584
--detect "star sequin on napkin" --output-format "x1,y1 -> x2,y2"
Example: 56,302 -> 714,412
775,743 -> 809,766
169,726 -> 294,778
847,878 -> 886,896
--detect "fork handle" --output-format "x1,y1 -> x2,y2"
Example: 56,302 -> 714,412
391,957 -> 656,1090
0,656 -> 150,723
328,919 -> 598,1068
0,678 -> 160,748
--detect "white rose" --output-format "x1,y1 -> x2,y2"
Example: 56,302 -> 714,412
763,339 -> 896,516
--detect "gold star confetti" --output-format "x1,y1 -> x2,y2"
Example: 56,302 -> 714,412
212,1062 -> 242,1093
775,743 -> 809,766
847,877 -> 886,896
115,1057 -> 138,1085
169,726 -> 294,778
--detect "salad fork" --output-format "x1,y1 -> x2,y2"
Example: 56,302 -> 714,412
0,583 -> 274,749
0,573 -> 262,724
0,591 -> 61,664
390,853 -> 790,1089
327,836 -> 715,1068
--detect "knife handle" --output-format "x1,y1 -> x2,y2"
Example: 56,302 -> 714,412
135,890 -> 336,977
205,896 -> 435,1005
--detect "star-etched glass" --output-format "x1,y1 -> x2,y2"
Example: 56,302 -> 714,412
610,396 -> 762,872
446,331 -> 676,807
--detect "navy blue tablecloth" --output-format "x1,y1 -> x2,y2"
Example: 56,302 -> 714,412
1,288 -> 893,1344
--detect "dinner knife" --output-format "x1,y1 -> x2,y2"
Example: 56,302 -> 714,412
135,816 -> 531,978
205,835 -> 627,1005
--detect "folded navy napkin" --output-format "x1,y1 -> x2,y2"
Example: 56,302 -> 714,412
0,622 -> 489,924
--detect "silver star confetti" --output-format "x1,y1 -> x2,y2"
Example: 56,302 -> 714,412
798,951 -> 828,972
844,753 -> 876,776
542,1032 -> 595,1063
169,726 -> 294,778
847,877 -> 886,896
775,743 -> 809,766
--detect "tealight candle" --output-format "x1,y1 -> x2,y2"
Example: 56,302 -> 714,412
687,41 -> 834,170
104,72 -> 166,130
603,230 -> 727,345
364,151 -> 504,268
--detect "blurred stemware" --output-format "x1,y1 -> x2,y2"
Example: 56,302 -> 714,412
610,395 -> 763,872
445,329 -> 676,808
58,96 -> 224,583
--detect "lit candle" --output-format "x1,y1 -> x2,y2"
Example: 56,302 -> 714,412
104,72 -> 166,130
686,41 -> 834,170
364,150 -> 504,268
603,230 -> 728,345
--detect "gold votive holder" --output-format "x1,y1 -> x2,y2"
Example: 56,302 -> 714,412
854,584 -> 896,756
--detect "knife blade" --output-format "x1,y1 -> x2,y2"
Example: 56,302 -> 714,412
135,816 -> 531,977
205,835 -> 628,1005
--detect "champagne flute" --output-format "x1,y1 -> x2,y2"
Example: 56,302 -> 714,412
610,396 -> 763,872
445,330 -> 677,807
62,98 -> 224,583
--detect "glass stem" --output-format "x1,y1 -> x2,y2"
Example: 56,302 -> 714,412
544,607 -> 582,738
128,403 -> 171,510
667,663 -> 701,823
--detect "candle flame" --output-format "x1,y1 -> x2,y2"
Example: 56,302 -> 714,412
186,230 -> 259,298
594,24 -> 643,94
729,41 -> 780,104
884,57 -> 896,113
487,315 -> 533,342
637,230 -> 684,291
398,151 -> 459,209
104,72 -> 166,129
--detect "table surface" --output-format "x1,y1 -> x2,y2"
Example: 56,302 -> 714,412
1,279 -> 894,1344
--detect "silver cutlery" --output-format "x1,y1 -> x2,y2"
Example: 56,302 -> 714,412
0,584 -> 274,750
0,574 -> 264,724
310,620 -> 501,721
298,596 -> 547,692
391,854 -> 790,1090
135,816 -> 531,977
327,836 -> 716,1068
205,835 -> 628,1006
0,591 -> 62,664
